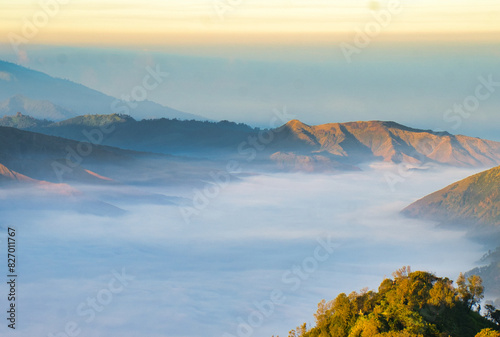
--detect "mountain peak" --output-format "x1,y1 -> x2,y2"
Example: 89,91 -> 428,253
284,119 -> 310,130
0,94 -> 74,121
270,119 -> 500,167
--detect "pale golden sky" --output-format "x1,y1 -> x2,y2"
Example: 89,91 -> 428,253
1,0 -> 500,46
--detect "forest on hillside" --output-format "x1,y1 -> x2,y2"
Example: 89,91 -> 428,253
283,267 -> 500,337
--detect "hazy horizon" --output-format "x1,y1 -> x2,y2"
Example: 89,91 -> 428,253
1,42 -> 500,142
2,0 -> 500,141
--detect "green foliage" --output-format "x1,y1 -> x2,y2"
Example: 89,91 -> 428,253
0,112 -> 51,128
457,273 -> 485,311
52,113 -> 134,127
291,269 -> 498,337
475,328 -> 500,337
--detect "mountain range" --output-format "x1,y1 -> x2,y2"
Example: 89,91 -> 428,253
270,119 -> 500,168
3,112 -> 500,172
0,125 -> 208,215
0,60 -> 204,121
2,60 -> 500,171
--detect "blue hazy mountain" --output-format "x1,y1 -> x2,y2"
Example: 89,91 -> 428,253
0,60 -> 205,121
0,94 -> 75,120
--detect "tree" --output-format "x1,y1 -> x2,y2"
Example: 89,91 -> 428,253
457,273 -> 484,311
393,266 -> 412,279
289,324 -> 307,337
468,275 -> 485,311
475,328 -> 500,337
290,269 -> 495,337
315,299 -> 332,326
485,304 -> 500,325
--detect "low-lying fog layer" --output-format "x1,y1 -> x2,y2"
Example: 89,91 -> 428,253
0,165 -> 489,337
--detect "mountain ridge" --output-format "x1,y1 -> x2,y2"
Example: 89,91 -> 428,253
0,94 -> 75,120
0,60 -> 205,121
3,112 -> 500,171
271,119 -> 500,168
402,165 -> 500,230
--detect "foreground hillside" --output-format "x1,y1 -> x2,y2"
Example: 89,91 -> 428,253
286,268 -> 499,337
402,166 -> 500,229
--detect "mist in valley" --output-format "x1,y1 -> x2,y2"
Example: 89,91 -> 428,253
0,163 -> 491,337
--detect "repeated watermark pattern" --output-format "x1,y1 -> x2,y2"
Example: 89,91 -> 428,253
47,268 -> 134,337
179,106 -> 296,224
443,75 -> 500,130
383,138 -> 433,192
340,0 -> 402,63
213,0 -> 244,21
51,64 -> 169,182
222,234 -> 337,337
8,0 -> 70,60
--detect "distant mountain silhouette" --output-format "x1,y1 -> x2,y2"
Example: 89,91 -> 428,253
0,94 -> 75,120
0,60 -> 205,121
22,113 -> 257,157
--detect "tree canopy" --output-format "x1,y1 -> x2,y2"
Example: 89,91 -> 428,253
287,268 -> 499,337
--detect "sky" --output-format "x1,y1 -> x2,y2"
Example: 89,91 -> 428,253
0,0 -> 499,140
1,0 -> 500,46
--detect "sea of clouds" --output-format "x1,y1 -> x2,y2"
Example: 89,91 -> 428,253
0,165 -> 489,337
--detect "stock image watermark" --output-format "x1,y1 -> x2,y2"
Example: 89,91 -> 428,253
47,268 -> 134,337
200,0 -> 245,26
222,234 -> 337,337
443,74 -> 500,130
111,65 -> 169,114
384,139 -> 432,192
213,0 -> 244,21
8,0 -> 70,59
179,106 -> 296,224
6,227 -> 17,330
339,0 -> 402,63
51,64 -> 169,182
